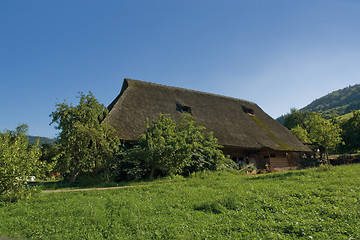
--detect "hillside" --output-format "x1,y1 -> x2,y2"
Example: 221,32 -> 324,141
27,136 -> 55,145
301,84 -> 360,117
277,84 -> 360,123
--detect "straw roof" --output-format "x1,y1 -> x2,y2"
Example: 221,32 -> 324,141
104,78 -> 310,152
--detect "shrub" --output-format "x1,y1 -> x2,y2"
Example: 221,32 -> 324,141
0,124 -> 47,202
118,114 -> 232,180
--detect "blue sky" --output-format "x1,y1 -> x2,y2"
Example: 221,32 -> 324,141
1,0 -> 360,138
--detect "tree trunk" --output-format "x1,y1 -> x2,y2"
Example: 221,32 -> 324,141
69,170 -> 79,184
325,149 -> 329,164
149,166 -> 155,181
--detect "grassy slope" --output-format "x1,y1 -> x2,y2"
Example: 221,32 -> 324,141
1,165 -> 360,239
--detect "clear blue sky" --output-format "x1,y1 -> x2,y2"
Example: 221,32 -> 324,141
1,0 -> 360,138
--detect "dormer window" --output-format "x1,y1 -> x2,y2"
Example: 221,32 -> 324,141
242,106 -> 254,115
176,103 -> 192,114
181,106 -> 191,114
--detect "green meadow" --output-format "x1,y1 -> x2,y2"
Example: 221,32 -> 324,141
1,165 -> 359,239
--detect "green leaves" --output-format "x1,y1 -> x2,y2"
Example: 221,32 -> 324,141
304,114 -> 343,152
0,124 -> 44,200
50,92 -> 120,183
285,109 -> 343,159
340,110 -> 360,153
121,114 -> 230,180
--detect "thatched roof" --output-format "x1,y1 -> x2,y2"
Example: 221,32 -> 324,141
104,78 -> 310,152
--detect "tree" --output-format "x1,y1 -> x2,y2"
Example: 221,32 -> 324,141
283,108 -> 315,130
304,114 -> 343,161
177,114 -> 227,175
340,110 -> 360,153
290,125 -> 310,143
0,124 -> 46,200
286,111 -> 343,161
39,143 -> 61,178
121,114 -> 230,180
50,92 -> 120,183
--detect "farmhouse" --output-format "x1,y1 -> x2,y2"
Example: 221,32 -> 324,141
104,78 -> 310,169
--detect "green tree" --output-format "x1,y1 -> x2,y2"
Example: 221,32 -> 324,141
39,143 -> 61,178
50,92 -> 120,183
290,125 -> 310,143
177,114 -> 228,175
121,114 -> 230,180
286,111 -> 343,161
340,110 -> 360,153
304,114 -> 343,161
283,108 -> 315,130
0,124 -> 46,200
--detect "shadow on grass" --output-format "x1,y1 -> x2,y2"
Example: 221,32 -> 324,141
194,196 -> 239,214
28,179 -> 140,191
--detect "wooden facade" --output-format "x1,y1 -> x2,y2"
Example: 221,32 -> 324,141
223,146 -> 300,169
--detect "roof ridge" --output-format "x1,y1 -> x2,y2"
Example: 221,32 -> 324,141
124,78 -> 257,106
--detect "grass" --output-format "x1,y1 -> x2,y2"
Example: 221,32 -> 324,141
0,165 -> 360,239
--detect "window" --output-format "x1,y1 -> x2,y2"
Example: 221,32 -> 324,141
270,154 -> 276,158
242,106 -> 254,115
176,103 -> 192,114
181,106 -> 192,114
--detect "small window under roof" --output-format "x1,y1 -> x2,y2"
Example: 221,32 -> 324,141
242,106 -> 254,115
181,106 -> 192,114
176,103 -> 192,114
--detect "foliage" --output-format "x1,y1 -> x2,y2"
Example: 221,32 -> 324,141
302,83 -> 360,117
238,163 -> 257,174
0,124 -> 47,202
50,92 -> 121,183
0,165 -> 359,239
298,157 -> 326,168
283,108 -> 315,130
119,114 -> 231,180
340,110 -> 360,153
284,109 -> 343,159
177,114 -> 231,175
39,143 -> 61,177
290,125 -> 310,143
305,114 -> 343,155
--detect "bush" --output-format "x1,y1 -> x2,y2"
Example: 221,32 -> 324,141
239,163 -> 257,174
299,158 -> 326,168
0,124 -> 48,201
118,114 -> 232,180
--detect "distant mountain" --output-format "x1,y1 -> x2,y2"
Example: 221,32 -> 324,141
277,84 -> 360,123
28,136 -> 56,145
301,84 -> 360,117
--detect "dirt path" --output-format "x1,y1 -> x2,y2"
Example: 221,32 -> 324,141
42,184 -> 155,193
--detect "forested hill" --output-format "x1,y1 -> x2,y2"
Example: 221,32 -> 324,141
276,83 -> 360,123
28,136 -> 55,145
301,84 -> 360,117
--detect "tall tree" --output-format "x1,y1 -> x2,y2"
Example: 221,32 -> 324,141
50,92 -> 120,183
290,125 -> 310,143
304,114 -> 343,160
286,110 -> 343,161
283,108 -> 315,130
